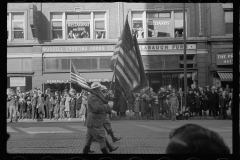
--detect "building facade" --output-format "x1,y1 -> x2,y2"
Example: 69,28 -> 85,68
7,3 -> 233,93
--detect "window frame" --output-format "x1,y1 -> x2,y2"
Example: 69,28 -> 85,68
66,12 -> 92,40
130,10 -> 187,39
7,12 -> 25,41
51,13 -> 64,40
94,12 -> 107,40
224,10 -> 233,35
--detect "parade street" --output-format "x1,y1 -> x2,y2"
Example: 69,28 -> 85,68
7,119 -> 232,154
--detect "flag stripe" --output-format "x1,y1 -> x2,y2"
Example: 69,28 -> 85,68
70,63 -> 90,89
115,65 -> 132,88
118,49 -> 140,87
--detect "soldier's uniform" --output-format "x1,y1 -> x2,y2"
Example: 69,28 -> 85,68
83,82 -> 116,154
7,91 -> 19,122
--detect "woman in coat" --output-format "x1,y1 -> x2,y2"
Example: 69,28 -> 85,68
169,91 -> 179,121
219,91 -> 228,120
54,91 -> 60,120
64,93 -> 71,120
201,93 -> 209,117
186,90 -> 195,117
70,90 -> 77,119
60,96 -> 65,119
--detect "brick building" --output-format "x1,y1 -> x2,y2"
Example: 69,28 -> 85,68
7,3 -> 233,93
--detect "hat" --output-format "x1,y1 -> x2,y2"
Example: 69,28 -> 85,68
91,82 -> 102,89
100,85 -> 107,91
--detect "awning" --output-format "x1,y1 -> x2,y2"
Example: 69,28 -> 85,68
217,72 -> 232,81
41,73 -> 70,84
81,72 -> 113,82
179,60 -> 196,64
145,70 -> 196,74
41,72 -> 114,84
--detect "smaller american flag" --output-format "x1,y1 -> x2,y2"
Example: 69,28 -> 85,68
70,62 -> 90,90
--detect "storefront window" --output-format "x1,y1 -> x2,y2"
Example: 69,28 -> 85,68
225,11 -> 233,34
7,58 -> 32,72
62,59 -> 70,70
100,57 -> 111,70
45,58 -> 59,71
72,58 -> 97,70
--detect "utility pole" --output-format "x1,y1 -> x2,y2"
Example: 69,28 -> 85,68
183,3 -> 187,108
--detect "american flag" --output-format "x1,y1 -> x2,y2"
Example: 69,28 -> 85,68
110,15 -> 141,92
70,62 -> 90,90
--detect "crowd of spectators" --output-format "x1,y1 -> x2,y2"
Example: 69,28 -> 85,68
113,84 -> 233,121
6,87 -> 89,122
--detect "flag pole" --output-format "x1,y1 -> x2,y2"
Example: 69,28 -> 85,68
70,59 -> 72,90
183,3 -> 187,109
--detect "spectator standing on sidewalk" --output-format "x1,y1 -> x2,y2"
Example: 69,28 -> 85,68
44,88 -> 51,119
54,91 -> 60,121
134,93 -> 140,119
186,90 -> 195,118
19,93 -> 27,119
168,89 -> 179,121
69,89 -> 77,119
26,96 -> 32,119
194,92 -> 201,118
209,86 -> 218,118
31,91 -> 38,120
76,92 -> 82,119
64,93 -> 71,120
37,93 -> 45,119
201,93 -> 209,117
219,91 -> 228,120
126,90 -> 135,119
59,95 -> 65,119
49,96 -> 55,120
8,90 -> 18,122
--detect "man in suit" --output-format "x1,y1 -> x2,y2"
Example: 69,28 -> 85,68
209,86 -> 218,118
31,91 -> 38,120
44,88 -> 51,119
82,82 -> 115,154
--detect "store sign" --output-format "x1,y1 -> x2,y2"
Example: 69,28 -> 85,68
147,21 -> 170,25
10,77 -> 26,87
47,80 -> 65,83
88,78 -> 110,82
216,53 -> 233,65
42,44 -> 196,52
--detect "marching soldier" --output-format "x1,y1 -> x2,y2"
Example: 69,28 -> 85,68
82,82 -> 115,154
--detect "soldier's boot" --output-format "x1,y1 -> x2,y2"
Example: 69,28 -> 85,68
106,138 -> 118,152
101,147 -> 110,154
109,130 -> 121,143
9,115 -> 13,123
82,146 -> 90,154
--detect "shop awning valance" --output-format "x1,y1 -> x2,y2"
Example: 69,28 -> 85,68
41,72 -> 114,84
179,60 -> 196,64
145,70 -> 196,74
217,72 -> 232,81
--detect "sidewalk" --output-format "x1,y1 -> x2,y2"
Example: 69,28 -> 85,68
6,116 -> 231,123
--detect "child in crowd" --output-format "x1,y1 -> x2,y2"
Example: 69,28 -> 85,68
183,107 -> 190,120
134,93 -> 140,119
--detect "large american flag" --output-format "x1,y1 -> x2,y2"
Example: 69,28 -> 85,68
70,62 -> 90,90
110,15 -> 141,92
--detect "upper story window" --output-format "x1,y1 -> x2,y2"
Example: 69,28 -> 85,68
224,11 -> 233,35
131,11 -> 187,39
7,12 -> 25,40
50,12 -> 107,40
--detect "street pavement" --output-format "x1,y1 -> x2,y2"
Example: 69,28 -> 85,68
7,118 -> 232,154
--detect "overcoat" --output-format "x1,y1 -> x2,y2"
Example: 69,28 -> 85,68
85,94 -> 111,128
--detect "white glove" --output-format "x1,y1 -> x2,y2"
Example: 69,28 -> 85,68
108,101 -> 114,108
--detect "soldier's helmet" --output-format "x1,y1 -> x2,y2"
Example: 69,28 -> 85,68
91,82 -> 102,89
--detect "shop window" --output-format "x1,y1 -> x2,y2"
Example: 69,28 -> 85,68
225,11 -> 233,34
45,58 -> 59,71
7,58 -> 32,72
72,58 -> 97,70
131,11 -> 187,39
100,57 -> 111,70
62,59 -> 70,70
51,13 -> 63,39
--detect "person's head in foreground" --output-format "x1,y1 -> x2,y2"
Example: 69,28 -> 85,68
166,124 -> 230,154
